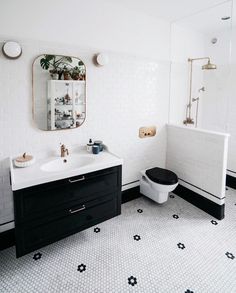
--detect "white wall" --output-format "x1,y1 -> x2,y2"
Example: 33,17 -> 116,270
169,24 -> 206,125
0,1 -> 171,231
200,29 -> 231,132
166,124 -> 229,205
0,0 -> 170,61
200,26 -> 236,174
227,24 -> 236,173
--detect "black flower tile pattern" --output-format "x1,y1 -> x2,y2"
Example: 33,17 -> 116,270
94,227 -> 100,233
170,194 -> 175,199
211,220 -> 218,225
77,264 -> 86,272
225,252 -> 235,260
33,252 -> 42,261
133,235 -> 141,241
173,214 -> 179,219
177,243 -> 185,250
128,276 -> 137,286
3,192 -> 236,293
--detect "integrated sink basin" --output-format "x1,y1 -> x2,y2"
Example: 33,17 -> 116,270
40,155 -> 95,172
10,148 -> 123,191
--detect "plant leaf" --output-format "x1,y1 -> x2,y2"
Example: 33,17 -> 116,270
40,58 -> 50,70
44,55 -> 54,61
62,56 -> 72,63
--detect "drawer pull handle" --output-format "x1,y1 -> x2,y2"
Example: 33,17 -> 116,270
69,176 -> 85,183
69,205 -> 86,214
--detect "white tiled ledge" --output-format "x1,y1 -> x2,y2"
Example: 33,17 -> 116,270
167,123 -> 230,138
10,147 -> 123,191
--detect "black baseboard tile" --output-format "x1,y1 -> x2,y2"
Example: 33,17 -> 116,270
122,186 -> 141,204
0,229 -> 15,251
226,175 -> 236,190
173,184 -> 225,220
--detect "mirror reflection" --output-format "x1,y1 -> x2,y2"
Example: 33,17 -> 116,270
33,54 -> 86,131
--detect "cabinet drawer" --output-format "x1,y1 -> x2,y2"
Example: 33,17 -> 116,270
16,196 -> 118,257
14,167 -> 119,223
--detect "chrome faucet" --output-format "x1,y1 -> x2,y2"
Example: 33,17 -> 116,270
60,144 -> 69,157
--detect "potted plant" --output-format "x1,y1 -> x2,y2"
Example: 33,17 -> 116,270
70,66 -> 80,80
63,66 -> 71,80
78,60 -> 86,80
49,69 -> 59,80
40,55 -> 73,80
70,61 -> 85,80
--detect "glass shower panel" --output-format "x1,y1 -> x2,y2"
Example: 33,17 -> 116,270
169,1 -> 233,130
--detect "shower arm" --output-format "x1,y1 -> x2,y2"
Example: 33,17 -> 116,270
188,57 -> 210,62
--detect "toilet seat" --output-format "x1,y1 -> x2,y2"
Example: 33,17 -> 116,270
145,167 -> 178,185
140,167 -> 178,204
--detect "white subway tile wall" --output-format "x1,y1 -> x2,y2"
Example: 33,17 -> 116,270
0,39 -> 170,230
201,27 -> 236,174
166,125 -> 228,203
169,23 -> 205,126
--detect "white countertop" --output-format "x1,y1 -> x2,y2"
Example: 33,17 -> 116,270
10,148 -> 123,191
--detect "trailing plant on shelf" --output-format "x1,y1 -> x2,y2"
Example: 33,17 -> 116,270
70,60 -> 86,80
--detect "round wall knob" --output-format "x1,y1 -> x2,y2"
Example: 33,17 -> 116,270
2,41 -> 22,59
96,53 -> 109,66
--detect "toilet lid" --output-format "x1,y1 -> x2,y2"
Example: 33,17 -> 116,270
145,167 -> 178,185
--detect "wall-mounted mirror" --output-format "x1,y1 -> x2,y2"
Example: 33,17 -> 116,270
33,54 -> 86,131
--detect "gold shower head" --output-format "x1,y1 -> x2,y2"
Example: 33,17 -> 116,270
202,60 -> 217,70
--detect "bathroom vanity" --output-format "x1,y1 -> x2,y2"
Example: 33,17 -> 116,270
10,149 -> 122,257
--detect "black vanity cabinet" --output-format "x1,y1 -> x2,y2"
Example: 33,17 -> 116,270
13,165 -> 122,257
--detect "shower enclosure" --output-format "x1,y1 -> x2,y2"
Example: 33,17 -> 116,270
169,0 -> 233,130
169,0 -> 236,181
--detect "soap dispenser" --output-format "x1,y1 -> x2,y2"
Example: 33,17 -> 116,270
87,139 -> 93,153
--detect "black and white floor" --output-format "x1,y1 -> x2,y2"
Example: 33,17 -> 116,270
1,188 -> 236,293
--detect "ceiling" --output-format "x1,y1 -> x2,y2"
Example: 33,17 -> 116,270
176,1 -> 233,34
112,0 -> 233,22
